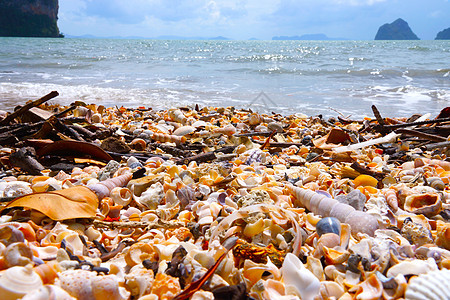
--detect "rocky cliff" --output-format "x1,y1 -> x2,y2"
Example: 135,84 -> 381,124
0,0 -> 62,37
435,28 -> 450,40
375,18 -> 419,40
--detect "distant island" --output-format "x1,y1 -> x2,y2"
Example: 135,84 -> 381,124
272,34 -> 347,41
65,34 -> 231,40
375,18 -> 419,40
0,0 -> 63,37
435,27 -> 450,40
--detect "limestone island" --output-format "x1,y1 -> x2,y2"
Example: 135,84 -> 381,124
0,0 -> 63,37
435,28 -> 450,40
375,18 -> 419,40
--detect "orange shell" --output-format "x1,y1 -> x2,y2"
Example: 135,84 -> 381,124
150,273 -> 181,300
353,175 -> 378,187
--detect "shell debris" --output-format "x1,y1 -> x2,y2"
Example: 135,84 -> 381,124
0,101 -> 449,299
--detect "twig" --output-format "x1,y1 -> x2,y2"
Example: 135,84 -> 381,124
0,91 -> 59,125
395,128 -> 447,143
93,219 -> 185,230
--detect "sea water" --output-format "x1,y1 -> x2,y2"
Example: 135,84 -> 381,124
0,38 -> 448,117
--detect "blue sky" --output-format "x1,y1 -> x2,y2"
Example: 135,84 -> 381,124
59,0 -> 449,40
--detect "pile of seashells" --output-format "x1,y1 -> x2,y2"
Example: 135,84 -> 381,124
0,104 -> 449,300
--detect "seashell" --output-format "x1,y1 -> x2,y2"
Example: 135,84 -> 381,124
353,174 -> 378,187
435,220 -> 450,250
319,281 -> 345,299
404,192 -> 442,217
191,291 -> 214,300
427,176 -> 445,191
243,218 -> 265,238
91,274 -> 131,300
21,284 -> 76,300
88,173 -> 133,200
125,243 -> 156,267
0,265 -> 43,300
157,201 -> 181,221
57,269 -> 130,300
400,219 -> 433,246
267,122 -> 284,133
110,187 -> 132,206
173,125 -> 195,136
152,133 -> 186,144
2,181 -> 33,198
125,267 -> 154,298
0,225 -> 25,246
383,188 -> 399,212
130,138 -> 147,151
213,124 -> 236,136
281,253 -> 320,300
288,185 -> 379,236
3,242 -> 33,268
242,258 -> 281,289
33,261 -> 60,284
386,257 -> 438,278
150,273 -> 181,300
316,217 -> 341,237
404,269 -> 450,300
353,273 -> 382,300
168,109 -> 187,124
133,182 -> 165,210
248,113 -> 263,126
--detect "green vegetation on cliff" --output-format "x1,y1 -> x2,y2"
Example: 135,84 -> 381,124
0,0 -> 63,37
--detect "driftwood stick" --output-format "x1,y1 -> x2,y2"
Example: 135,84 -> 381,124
350,161 -> 385,180
234,131 -> 275,137
0,91 -> 59,125
377,117 -> 450,131
395,128 -> 447,143
371,105 -> 386,127
420,141 -> 450,151
176,151 -> 216,165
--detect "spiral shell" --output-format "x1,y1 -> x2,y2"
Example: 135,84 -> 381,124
168,109 -> 187,124
0,265 -> 43,300
88,173 -> 133,200
404,269 -> 450,300
288,185 -> 379,236
110,187 -> 133,206
152,133 -> 186,145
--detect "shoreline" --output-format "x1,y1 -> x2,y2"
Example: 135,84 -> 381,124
0,95 -> 449,299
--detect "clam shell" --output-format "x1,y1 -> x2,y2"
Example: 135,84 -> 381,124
405,269 -> 450,300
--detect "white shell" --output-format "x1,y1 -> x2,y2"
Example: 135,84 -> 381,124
281,253 -> 320,300
21,284 -> 76,300
132,182 -> 164,210
405,269 -> 450,300
110,187 -> 133,206
0,265 -> 43,300
2,181 -> 33,198
386,257 -> 438,278
173,125 -> 195,136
